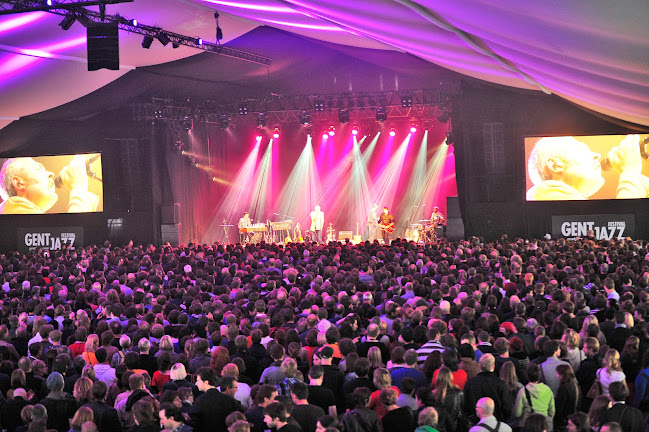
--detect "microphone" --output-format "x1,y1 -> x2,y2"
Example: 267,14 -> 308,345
54,155 -> 101,188
602,136 -> 649,171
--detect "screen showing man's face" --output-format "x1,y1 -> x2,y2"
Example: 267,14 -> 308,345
18,158 -> 58,211
559,142 -> 604,197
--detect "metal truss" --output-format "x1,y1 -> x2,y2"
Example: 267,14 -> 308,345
0,1 -> 272,66
0,0 -> 131,15
133,90 -> 454,126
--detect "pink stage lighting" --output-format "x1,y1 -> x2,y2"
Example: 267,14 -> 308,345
410,125 -> 417,133
351,125 -> 359,135
256,135 -> 262,141
389,129 -> 396,137
328,126 -> 335,136
272,130 -> 280,139
322,133 -> 329,140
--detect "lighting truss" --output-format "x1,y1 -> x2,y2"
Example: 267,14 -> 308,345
0,0 -> 132,15
0,1 -> 272,66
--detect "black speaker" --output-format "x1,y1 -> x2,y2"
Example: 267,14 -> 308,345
87,23 -> 119,71
161,204 -> 180,224
161,224 -> 180,245
447,218 -> 465,241
447,196 -> 461,219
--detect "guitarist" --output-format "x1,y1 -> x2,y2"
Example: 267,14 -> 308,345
377,206 -> 395,245
310,205 -> 324,243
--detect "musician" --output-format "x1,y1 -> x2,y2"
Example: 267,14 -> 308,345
429,206 -> 445,239
367,203 -> 379,242
310,205 -> 324,243
377,206 -> 394,244
238,212 -> 251,243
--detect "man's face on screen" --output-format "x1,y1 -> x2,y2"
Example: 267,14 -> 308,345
16,158 -> 58,211
557,142 -> 604,197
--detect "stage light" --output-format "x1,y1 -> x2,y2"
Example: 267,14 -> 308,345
173,140 -> 184,154
410,125 -> 417,133
128,19 -> 138,27
58,14 -> 76,31
338,109 -> 350,123
182,116 -> 193,131
219,114 -> 230,129
446,131 -> 455,145
299,110 -> 311,125
195,38 -> 203,46
238,105 -> 249,115
154,109 -> 163,119
256,135 -> 263,141
375,106 -> 387,122
401,95 -> 413,107
437,111 -> 451,123
212,176 -> 217,182
157,32 -> 171,46
272,128 -> 280,139
314,100 -> 325,112
256,113 -> 267,127
322,133 -> 329,140
352,125 -> 359,135
141,36 -> 154,49
328,126 -> 335,136
389,129 -> 396,137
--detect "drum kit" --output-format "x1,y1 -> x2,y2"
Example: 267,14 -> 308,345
405,219 -> 442,243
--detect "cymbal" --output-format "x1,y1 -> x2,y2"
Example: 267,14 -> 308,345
220,224 -> 234,227
418,220 -> 431,222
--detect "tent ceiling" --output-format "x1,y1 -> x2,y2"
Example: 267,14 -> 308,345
0,0 -> 647,130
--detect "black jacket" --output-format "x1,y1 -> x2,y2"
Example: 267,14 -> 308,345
83,401 -> 122,432
600,403 -> 644,432
191,388 -> 243,432
41,392 -> 78,432
340,407 -> 382,432
463,371 -> 513,421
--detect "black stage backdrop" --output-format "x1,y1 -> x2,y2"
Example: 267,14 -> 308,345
0,26 -> 647,249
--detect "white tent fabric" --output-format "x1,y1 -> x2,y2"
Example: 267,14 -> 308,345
1,0 -> 648,129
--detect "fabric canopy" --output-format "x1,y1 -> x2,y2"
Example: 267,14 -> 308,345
0,0 -> 647,129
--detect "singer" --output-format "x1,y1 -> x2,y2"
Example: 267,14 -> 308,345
0,155 -> 99,214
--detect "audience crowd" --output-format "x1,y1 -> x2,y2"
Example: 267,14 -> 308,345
0,236 -> 646,432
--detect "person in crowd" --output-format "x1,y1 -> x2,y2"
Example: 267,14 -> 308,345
340,387 -> 381,432
598,381 -> 644,432
191,367 -> 243,432
289,381 -> 324,432
587,395 -> 612,432
263,401 -> 301,432
381,387 -> 414,432
512,363 -> 554,431
159,403 -> 192,432
368,368 -> 400,419
464,354 -> 513,421
596,349 -> 625,396
431,366 -> 462,432
469,397 -> 513,432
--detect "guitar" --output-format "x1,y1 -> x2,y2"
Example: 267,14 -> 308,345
379,222 -> 395,234
294,223 -> 304,243
352,222 -> 362,244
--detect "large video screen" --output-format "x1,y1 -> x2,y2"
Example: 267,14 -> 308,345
525,134 -> 649,201
0,153 -> 103,214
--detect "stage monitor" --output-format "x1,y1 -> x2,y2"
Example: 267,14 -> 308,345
0,153 -> 103,214
525,134 -> 649,201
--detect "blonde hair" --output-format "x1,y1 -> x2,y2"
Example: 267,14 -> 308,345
70,407 -> 94,429
367,346 -> 384,369
159,335 -> 174,352
73,377 -> 93,402
562,329 -> 580,350
169,363 -> 187,381
280,358 -> 297,378
85,334 -> 99,352
373,368 -> 392,390
603,349 -> 622,373
624,312 -> 634,328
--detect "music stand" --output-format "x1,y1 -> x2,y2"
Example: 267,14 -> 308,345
220,219 -> 233,244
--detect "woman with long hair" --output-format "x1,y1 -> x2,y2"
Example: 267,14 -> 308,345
82,334 -> 99,366
500,361 -> 523,402
367,346 -> 385,377
368,368 -> 400,419
431,366 -> 463,432
578,316 -> 605,348
68,407 -> 94,432
432,350 -> 467,390
73,377 -> 94,407
210,346 -> 231,378
562,329 -> 584,372
596,349 -> 625,396
587,395 -> 611,432
151,351 -> 172,394
620,335 -> 640,386
554,364 -> 579,432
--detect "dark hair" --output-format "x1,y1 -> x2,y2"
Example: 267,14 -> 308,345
290,381 -> 308,400
567,412 -> 590,432
441,349 -> 459,371
350,387 -> 371,408
95,347 -> 108,363
91,380 -> 108,400
526,363 -> 541,383
401,377 -> 416,395
256,384 -> 277,405
308,365 -> 324,380
263,402 -> 287,422
221,376 -> 238,392
608,381 -> 629,402
196,366 -> 218,387
160,403 -> 184,423
523,413 -> 547,432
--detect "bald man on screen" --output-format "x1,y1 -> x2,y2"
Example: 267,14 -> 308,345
0,155 -> 98,214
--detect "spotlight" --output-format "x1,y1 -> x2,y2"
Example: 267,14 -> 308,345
314,100 -> 325,112
338,109 -> 350,123
218,114 -> 230,129
351,125 -> 359,135
212,176 -> 217,182
58,14 -> 76,31
328,126 -> 335,136
157,32 -> 171,46
410,124 -> 417,133
375,106 -> 387,122
256,113 -> 267,127
154,109 -> 163,119
272,128 -> 280,139
446,131 -> 455,145
141,36 -> 154,49
401,95 -> 413,107
299,110 -> 311,125
182,116 -> 193,131
128,19 -> 137,27
389,129 -> 396,137
173,140 -> 184,154
322,133 -> 329,140
238,105 -> 249,116
195,38 -> 203,46
256,135 -> 263,141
